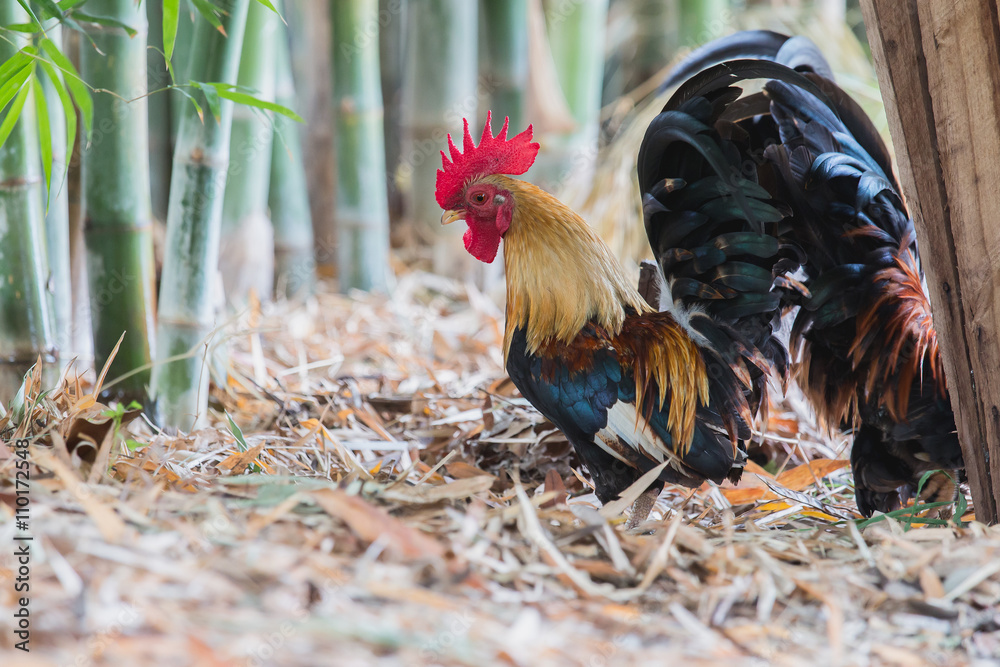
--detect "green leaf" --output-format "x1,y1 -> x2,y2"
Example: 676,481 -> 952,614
914,469 -> 939,498
211,84 -> 303,122
226,412 -> 249,452
0,48 -> 34,89
251,0 -> 284,22
0,59 -> 32,111
57,0 -> 88,10
163,0 -> 180,70
39,37 -> 92,139
14,0 -> 44,27
37,59 -> 75,190
32,77 -> 52,206
0,82 -> 31,149
5,22 -> 43,32
189,81 -> 221,123
954,491 -> 968,527
31,0 -> 64,20
172,85 -> 204,123
0,46 -> 35,73
72,11 -> 138,37
189,0 -> 226,35
854,500 -> 955,531
7,369 -> 30,425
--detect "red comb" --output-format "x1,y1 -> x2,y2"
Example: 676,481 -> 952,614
435,111 -> 539,210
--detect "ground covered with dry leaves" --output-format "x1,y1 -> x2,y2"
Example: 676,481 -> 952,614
2,273 -> 1000,667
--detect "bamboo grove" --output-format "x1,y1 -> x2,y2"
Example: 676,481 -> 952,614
0,0 -> 743,430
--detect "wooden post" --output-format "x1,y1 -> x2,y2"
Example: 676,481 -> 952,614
860,0 -> 1000,523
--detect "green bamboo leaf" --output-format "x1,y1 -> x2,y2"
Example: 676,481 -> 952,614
6,370 -> 29,424
0,48 -> 34,87
163,0 -> 180,67
189,81 -> 222,122
32,76 -> 52,205
954,491 -> 968,525
251,0 -> 284,22
39,37 -> 91,138
211,83 -> 302,122
853,500 -> 955,530
57,0 -> 88,10
914,469 -> 938,498
189,0 -> 227,35
6,22 -> 43,32
173,85 -> 204,123
72,11 -> 138,37
0,84 -> 31,150
226,412 -> 249,451
14,0 -> 44,26
0,66 -> 33,116
31,0 -> 64,19
38,59 -> 75,188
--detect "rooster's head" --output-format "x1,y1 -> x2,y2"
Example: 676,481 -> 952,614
436,112 -> 539,263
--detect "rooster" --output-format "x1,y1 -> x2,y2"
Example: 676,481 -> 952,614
662,31 -> 963,516
436,111 -> 799,517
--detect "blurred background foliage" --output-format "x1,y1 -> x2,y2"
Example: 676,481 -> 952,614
0,0 -> 878,429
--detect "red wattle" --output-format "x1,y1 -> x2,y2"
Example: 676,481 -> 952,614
463,225 -> 502,263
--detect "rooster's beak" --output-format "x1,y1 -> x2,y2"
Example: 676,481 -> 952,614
441,210 -> 464,226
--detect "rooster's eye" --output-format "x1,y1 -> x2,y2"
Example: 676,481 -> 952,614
473,193 -> 487,204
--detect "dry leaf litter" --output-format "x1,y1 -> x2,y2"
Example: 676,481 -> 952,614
1,271 -> 998,667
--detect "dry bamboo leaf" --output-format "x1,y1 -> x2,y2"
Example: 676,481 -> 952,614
311,488 -> 445,561
776,459 -> 850,491
34,447 -> 127,543
246,492 -> 309,538
373,475 -> 495,504
869,645 -> 934,667
445,460 -> 497,481
113,459 -> 198,493
919,566 -> 946,600
720,487 -> 776,505
744,460 -> 775,479
217,442 -> 267,474
541,468 -> 567,508
61,407 -> 141,463
364,581 -> 464,611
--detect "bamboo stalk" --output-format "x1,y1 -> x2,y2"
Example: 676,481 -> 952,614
285,0 -> 335,277
534,0 -> 609,192
152,0 -> 251,429
401,0 -> 478,277
380,0 -> 406,221
332,0 -> 392,291
270,21 -> 316,298
679,0 -> 729,48
168,5 -> 195,149
629,0 -> 680,89
65,28 -> 93,368
147,0 -> 173,224
219,0 -> 279,303
79,0 -> 157,404
0,3 -> 56,399
36,21 -> 73,359
480,0 -> 529,133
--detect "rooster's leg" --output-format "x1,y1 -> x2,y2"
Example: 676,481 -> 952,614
625,485 -> 662,530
